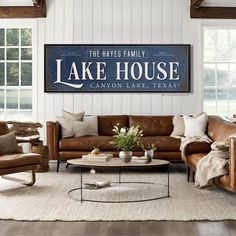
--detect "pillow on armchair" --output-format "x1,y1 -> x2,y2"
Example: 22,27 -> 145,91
0,132 -> 18,155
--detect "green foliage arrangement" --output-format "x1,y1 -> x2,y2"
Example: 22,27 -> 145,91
111,125 -> 143,151
138,142 -> 157,152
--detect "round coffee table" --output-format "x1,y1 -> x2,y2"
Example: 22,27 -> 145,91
67,158 -> 170,203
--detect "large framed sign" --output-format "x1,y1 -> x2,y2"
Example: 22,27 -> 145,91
44,44 -> 191,93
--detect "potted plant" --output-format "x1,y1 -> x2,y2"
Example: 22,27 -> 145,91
138,143 -> 157,163
111,125 -> 143,162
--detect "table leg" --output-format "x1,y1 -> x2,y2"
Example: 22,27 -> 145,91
119,168 -> 121,184
80,167 -> 83,203
167,165 -> 170,197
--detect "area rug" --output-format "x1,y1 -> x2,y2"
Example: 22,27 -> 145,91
0,165 -> 236,221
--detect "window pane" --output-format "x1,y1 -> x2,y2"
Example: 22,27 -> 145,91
217,90 -> 228,116
7,29 -> 19,46
204,28 -> 216,62
6,89 -> 18,109
19,111 -> 32,120
7,48 -> 19,60
204,90 -> 216,114
0,48 -> 4,60
216,29 -> 229,61
0,29 -> 4,46
21,48 -> 32,60
0,89 -> 4,109
229,90 -> 236,117
0,63 -> 4,86
7,63 -> 19,86
5,110 -> 18,120
203,63 -> 215,87
21,28 -> 32,46
21,63 -> 32,86
20,90 -> 32,109
229,29 -> 236,61
217,64 -> 228,87
230,63 -> 236,88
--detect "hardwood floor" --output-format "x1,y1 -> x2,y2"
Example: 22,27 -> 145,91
0,220 -> 236,236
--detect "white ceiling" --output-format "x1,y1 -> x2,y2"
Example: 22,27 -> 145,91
0,0 -> 34,7
202,0 -> 236,7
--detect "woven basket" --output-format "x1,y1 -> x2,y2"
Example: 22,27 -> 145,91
32,145 -> 49,172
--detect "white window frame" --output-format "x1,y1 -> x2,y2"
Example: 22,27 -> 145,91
0,19 -> 37,120
202,21 -> 236,117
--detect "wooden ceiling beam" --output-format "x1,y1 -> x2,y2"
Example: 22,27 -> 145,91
0,0 -> 46,18
191,6 -> 236,19
191,0 -> 205,9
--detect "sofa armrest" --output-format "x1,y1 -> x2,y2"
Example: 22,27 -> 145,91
46,121 -> 60,160
229,137 -> 236,191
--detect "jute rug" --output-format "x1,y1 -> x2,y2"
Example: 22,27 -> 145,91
0,164 -> 236,221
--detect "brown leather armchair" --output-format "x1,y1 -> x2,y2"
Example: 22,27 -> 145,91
0,121 -> 42,186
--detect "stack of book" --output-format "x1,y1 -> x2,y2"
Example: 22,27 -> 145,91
84,180 -> 111,189
82,153 -> 113,162
131,156 -> 147,164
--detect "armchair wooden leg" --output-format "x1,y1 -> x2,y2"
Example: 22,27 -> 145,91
2,169 -> 36,186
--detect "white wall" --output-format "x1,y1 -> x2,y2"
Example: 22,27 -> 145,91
36,0 -> 202,138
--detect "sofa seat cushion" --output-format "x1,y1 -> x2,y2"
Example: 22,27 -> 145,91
186,142 -> 212,155
186,153 -> 207,170
136,136 -> 181,151
59,136 -> 116,151
0,153 -> 41,169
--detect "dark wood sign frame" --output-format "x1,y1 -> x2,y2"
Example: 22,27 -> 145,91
0,0 -> 46,18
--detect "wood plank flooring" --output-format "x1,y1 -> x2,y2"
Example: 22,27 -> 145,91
0,220 -> 236,236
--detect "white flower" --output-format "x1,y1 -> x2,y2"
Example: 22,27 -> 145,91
120,128 -> 126,134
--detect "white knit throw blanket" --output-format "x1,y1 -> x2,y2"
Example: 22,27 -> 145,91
195,141 -> 230,188
178,135 -> 230,188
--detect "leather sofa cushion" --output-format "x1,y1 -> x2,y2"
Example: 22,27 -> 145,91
207,116 -> 236,142
137,136 -> 181,151
185,142 -> 211,155
98,115 -> 129,136
60,136 -> 116,151
129,116 -> 173,136
186,153 -> 206,170
0,153 -> 41,169
60,135 -> 181,151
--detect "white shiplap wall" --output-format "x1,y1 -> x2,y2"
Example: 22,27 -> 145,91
35,0 -> 202,138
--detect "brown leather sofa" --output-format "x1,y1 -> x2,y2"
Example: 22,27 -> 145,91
0,121 -> 42,186
47,115 -> 236,192
47,115 -> 182,171
184,116 -> 236,192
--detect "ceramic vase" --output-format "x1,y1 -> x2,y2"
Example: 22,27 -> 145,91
145,150 -> 154,163
119,151 -> 132,163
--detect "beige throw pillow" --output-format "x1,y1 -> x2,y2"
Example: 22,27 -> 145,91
62,110 -> 85,121
57,115 -> 98,138
0,132 -> 18,155
183,113 -> 208,137
74,116 -> 98,137
170,115 -> 184,137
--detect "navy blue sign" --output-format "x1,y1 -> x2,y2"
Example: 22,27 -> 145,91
44,44 -> 190,92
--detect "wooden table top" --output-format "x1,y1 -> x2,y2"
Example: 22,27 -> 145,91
67,158 -> 169,169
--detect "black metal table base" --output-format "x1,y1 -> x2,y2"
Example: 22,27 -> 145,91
68,166 -> 170,203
